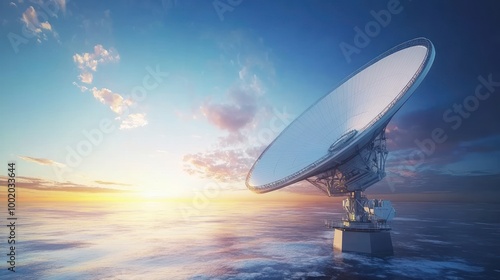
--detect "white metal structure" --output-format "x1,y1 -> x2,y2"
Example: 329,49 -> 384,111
246,38 -> 435,254
247,38 -> 435,193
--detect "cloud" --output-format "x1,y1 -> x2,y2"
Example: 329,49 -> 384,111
71,47 -> 148,130
383,96 -> 500,185
373,161 -> 500,197
72,81 -> 88,92
201,87 -> 259,133
199,31 -> 271,135
388,83 -> 500,151
22,6 -> 42,33
40,21 -> 52,31
79,72 -> 93,84
119,113 -> 148,130
73,44 -> 120,84
21,6 -> 56,41
94,180 -> 133,186
184,104 -> 293,185
55,0 -> 66,15
90,87 -> 133,114
238,66 -> 248,80
0,176 -> 126,193
19,156 -> 66,167
183,146 -> 264,183
183,32 -> 280,184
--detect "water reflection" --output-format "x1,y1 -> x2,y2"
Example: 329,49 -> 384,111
0,201 -> 497,279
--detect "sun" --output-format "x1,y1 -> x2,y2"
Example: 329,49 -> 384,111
140,190 -> 170,200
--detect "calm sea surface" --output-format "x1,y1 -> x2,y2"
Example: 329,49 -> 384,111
1,201 -> 499,279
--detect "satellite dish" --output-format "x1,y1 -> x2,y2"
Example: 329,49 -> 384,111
245,38 -> 435,255
246,37 -> 434,194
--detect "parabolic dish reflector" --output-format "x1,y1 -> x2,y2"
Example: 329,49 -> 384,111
246,38 -> 435,193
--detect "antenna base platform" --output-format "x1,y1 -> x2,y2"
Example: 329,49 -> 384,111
325,190 -> 395,255
333,228 -> 393,255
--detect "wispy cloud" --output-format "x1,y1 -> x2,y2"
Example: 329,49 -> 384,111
90,87 -> 133,114
185,88 -> 269,184
21,6 -> 57,43
201,87 -> 259,133
22,6 -> 47,33
19,156 -> 66,167
184,146 -> 264,183
73,44 -> 120,84
183,32 -> 280,184
71,46 -> 148,130
383,96 -> 500,186
55,0 -> 66,15
0,176 -> 126,193
79,72 -> 93,84
72,81 -> 88,92
198,30 -> 272,136
72,83 -> 134,115
94,180 -> 133,186
119,113 -> 148,130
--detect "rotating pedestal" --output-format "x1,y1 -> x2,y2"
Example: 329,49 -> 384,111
326,190 -> 396,255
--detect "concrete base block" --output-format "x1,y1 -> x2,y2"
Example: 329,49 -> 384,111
333,228 -> 393,255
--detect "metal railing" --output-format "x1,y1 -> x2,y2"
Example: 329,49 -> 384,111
324,220 -> 392,231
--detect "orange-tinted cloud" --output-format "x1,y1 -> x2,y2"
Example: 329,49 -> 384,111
21,6 -> 49,34
94,180 -> 133,186
90,87 -> 133,114
19,155 -> 66,167
73,44 -> 120,84
119,113 -> 148,130
183,146 -> 264,183
201,88 -> 259,133
0,176 -> 125,193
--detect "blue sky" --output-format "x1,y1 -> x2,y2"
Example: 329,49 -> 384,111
0,0 -> 499,200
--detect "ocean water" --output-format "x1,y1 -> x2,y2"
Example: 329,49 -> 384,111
1,201 -> 499,279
